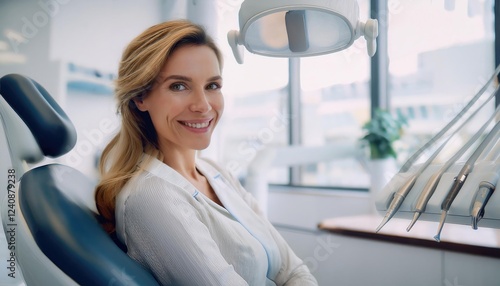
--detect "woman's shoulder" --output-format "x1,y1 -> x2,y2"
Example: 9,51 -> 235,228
119,167 -> 196,205
127,155 -> 197,193
115,162 -> 200,242
117,156 -> 198,212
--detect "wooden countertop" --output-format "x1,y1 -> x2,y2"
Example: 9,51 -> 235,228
318,215 -> 500,258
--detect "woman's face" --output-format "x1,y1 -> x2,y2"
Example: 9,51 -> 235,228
135,44 -> 223,152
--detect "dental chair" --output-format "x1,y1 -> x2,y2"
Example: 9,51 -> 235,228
0,74 -> 159,285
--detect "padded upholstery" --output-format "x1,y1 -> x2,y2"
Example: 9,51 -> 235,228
0,74 -> 160,285
0,95 -> 43,177
0,74 -> 76,157
19,164 -> 159,285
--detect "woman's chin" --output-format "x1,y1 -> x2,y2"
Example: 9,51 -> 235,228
192,140 -> 211,151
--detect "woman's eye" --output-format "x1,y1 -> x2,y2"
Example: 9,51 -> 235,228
207,83 -> 221,90
170,83 -> 187,91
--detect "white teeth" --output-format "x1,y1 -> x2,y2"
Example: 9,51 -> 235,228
184,121 -> 209,128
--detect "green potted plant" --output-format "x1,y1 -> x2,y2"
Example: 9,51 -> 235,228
360,109 -> 408,160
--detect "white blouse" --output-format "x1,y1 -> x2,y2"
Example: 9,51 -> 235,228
115,155 -> 318,286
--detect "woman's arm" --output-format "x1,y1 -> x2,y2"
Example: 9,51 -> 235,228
120,177 -> 249,286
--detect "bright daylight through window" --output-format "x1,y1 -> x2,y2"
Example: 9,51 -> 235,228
214,0 -> 496,190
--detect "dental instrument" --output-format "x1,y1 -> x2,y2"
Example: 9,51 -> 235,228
406,107 -> 500,231
434,120 -> 500,242
375,135 -> 449,233
470,160 -> 499,229
470,141 -> 500,229
375,92 -> 500,233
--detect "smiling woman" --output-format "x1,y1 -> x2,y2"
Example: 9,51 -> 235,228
94,20 -> 318,286
133,45 -> 224,154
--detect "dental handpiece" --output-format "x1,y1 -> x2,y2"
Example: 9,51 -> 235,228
375,137 -> 449,233
406,108 -> 500,231
434,120 -> 500,242
375,100 -> 500,233
375,174 -> 417,233
471,179 -> 497,230
470,151 -> 500,229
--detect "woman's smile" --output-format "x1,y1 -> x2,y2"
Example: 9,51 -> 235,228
179,119 -> 213,133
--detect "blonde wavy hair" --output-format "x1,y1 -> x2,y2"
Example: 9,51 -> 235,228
95,20 -> 223,233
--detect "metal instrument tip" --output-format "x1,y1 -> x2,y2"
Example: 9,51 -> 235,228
433,234 -> 441,242
470,184 -> 493,230
375,214 -> 390,233
471,216 -> 479,230
376,195 -> 405,233
434,210 -> 448,242
470,207 -> 484,230
406,212 -> 421,232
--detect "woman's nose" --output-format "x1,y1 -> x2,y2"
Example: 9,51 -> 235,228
189,89 -> 212,113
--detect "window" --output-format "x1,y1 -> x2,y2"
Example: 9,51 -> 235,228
297,0 -> 372,189
388,0 -> 496,162
214,0 -> 497,190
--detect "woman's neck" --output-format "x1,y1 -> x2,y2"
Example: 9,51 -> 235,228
160,147 -> 198,179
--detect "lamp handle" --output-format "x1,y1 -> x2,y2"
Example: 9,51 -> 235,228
227,30 -> 245,64
363,19 -> 378,57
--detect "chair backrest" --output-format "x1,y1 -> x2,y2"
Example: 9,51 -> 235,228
0,74 -> 160,285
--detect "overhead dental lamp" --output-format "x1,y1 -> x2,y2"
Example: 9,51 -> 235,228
227,0 -> 379,64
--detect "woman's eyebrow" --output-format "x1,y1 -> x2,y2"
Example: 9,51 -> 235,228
208,75 -> 222,82
160,75 -> 222,83
161,75 -> 191,83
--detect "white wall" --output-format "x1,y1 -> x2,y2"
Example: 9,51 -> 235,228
0,1 -> 66,102
50,0 -> 163,73
268,187 -> 372,230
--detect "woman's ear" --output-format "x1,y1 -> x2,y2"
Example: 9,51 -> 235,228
133,97 -> 148,112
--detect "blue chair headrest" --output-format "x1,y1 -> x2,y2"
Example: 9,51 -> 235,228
0,74 -> 76,157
